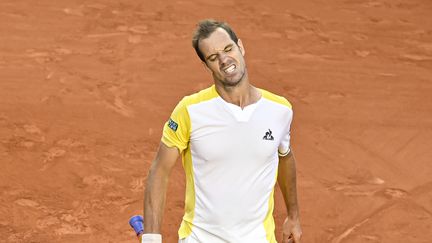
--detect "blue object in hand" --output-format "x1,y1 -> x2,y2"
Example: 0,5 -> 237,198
129,215 -> 144,236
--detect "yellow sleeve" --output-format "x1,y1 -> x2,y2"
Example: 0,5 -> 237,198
161,97 -> 191,153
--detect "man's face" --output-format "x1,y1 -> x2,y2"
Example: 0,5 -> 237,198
198,28 -> 246,87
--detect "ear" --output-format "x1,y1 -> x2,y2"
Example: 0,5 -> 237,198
237,39 -> 245,56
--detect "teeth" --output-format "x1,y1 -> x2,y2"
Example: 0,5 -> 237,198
224,64 -> 236,73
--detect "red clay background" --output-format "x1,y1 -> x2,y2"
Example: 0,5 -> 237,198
1,0 -> 431,242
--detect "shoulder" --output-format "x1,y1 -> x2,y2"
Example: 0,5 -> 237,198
178,85 -> 219,108
259,88 -> 292,109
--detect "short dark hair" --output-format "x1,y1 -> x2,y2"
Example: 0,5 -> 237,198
192,19 -> 239,62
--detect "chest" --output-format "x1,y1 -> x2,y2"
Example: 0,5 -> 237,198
188,102 -> 287,163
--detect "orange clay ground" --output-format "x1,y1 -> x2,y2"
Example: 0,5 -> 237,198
1,0 -> 431,242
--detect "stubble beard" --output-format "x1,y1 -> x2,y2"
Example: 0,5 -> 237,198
217,66 -> 247,88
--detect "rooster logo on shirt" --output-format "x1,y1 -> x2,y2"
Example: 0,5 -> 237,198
263,129 -> 274,140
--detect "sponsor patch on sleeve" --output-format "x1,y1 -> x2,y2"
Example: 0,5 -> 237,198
167,118 -> 178,132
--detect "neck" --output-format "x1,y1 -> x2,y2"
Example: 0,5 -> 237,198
215,77 -> 261,109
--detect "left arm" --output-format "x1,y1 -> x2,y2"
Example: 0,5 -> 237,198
278,151 -> 302,243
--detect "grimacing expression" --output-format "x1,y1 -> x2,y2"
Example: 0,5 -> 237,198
198,28 -> 246,86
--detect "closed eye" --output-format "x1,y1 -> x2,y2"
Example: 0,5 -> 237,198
206,44 -> 234,62
208,55 -> 217,62
224,45 -> 233,53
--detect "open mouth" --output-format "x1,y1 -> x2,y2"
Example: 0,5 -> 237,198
222,64 -> 236,74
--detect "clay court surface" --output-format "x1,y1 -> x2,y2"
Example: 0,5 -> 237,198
1,0 -> 432,242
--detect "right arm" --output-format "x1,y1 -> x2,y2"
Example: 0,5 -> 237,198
141,142 -> 180,240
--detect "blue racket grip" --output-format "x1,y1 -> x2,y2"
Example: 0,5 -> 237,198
129,215 -> 144,236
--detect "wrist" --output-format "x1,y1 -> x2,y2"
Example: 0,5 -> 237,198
141,233 -> 162,243
287,211 -> 300,220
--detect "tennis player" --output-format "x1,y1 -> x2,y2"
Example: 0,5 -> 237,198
141,19 -> 302,243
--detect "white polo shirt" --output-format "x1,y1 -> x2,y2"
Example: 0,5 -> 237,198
162,85 -> 293,243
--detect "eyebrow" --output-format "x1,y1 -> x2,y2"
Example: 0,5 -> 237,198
205,44 -> 234,60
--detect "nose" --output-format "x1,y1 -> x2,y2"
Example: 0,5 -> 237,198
218,52 -> 229,67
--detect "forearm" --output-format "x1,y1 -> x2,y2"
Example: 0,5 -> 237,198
278,152 -> 300,219
143,164 -> 170,233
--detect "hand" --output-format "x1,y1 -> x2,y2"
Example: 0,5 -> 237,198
282,217 -> 302,243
